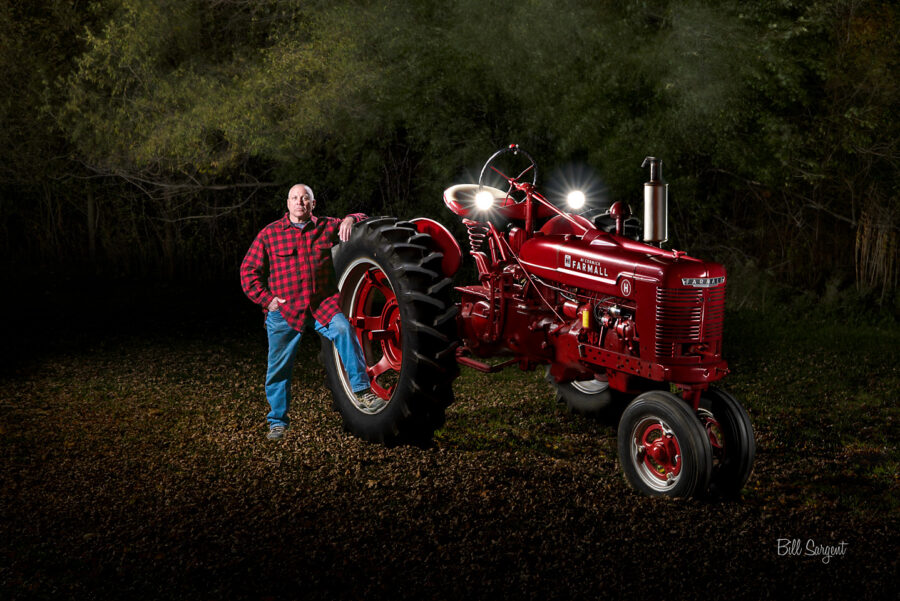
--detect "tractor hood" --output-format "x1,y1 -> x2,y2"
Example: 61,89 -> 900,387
518,231 -> 725,298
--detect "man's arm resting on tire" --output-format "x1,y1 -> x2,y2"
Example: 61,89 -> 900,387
338,213 -> 367,242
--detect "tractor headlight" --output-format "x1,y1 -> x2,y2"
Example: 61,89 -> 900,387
566,190 -> 586,210
475,190 -> 494,211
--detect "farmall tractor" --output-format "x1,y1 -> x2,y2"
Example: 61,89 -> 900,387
320,145 -> 755,499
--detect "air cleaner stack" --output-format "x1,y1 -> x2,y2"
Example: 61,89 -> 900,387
642,157 -> 668,245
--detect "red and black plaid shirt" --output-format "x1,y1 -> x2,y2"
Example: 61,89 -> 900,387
240,212 -> 367,331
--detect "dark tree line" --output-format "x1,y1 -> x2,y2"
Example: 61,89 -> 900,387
1,0 -> 896,309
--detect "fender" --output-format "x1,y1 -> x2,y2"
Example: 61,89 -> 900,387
411,217 -> 462,278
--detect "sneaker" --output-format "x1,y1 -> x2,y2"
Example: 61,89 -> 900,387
357,389 -> 386,412
266,425 -> 287,441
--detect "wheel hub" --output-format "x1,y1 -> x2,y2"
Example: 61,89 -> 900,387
345,263 -> 402,404
377,297 -> 402,369
633,419 -> 682,488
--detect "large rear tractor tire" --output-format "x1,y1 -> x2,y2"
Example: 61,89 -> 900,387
617,391 -> 713,498
320,217 -> 459,444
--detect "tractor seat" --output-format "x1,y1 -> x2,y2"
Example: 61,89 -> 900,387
443,184 -> 509,218
443,183 -> 557,223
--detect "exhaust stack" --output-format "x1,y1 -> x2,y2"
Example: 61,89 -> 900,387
642,157 -> 668,245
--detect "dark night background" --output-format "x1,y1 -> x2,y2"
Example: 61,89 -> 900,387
1,1 -> 897,599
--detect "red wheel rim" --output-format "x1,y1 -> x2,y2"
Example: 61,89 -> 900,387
346,264 -> 401,401
640,423 -> 682,480
631,417 -> 682,490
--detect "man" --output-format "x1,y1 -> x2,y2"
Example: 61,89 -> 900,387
240,184 -> 382,441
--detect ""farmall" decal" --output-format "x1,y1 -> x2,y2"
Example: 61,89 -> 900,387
563,254 -> 608,277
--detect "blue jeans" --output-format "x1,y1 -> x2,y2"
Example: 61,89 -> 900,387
265,310 -> 369,428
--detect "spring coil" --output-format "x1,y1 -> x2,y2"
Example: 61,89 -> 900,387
462,219 -> 490,253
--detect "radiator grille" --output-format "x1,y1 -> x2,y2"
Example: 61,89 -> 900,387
704,286 -> 726,338
655,285 -> 726,358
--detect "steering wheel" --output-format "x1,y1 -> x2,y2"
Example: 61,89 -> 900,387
477,144 -> 538,204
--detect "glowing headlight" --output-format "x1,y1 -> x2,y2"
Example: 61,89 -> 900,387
474,190 -> 494,210
566,190 -> 586,209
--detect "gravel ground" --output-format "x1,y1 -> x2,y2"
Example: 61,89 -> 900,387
1,285 -> 896,600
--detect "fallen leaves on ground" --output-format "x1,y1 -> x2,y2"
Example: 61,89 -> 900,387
0,306 -> 897,600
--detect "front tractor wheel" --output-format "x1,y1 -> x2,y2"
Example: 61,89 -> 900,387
617,391 -> 713,498
320,217 -> 459,444
698,387 -> 756,498
545,368 -> 617,419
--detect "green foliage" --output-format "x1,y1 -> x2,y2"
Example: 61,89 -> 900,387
1,0 -> 897,300
724,255 -> 897,325
0,0 -> 88,184
62,0 -> 258,173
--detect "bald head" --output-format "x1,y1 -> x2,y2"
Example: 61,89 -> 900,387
289,184 -> 314,200
287,183 -> 316,223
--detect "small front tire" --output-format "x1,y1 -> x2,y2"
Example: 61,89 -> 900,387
698,387 -> 756,498
545,367 -> 617,419
617,391 -> 713,498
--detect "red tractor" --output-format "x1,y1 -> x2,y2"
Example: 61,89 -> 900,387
320,145 -> 755,498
